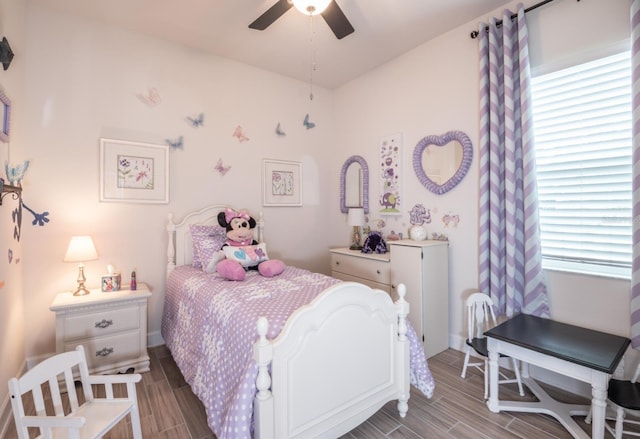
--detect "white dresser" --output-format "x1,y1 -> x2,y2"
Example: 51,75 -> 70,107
330,239 -> 449,358
50,284 -> 151,374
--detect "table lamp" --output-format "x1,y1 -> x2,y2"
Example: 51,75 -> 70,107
64,236 -> 98,296
347,207 -> 365,250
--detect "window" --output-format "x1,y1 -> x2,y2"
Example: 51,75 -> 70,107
531,51 -> 632,278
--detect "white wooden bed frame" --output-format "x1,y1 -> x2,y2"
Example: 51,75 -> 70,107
166,205 -> 411,438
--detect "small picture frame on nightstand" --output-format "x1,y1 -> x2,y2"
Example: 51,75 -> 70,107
101,274 -> 121,292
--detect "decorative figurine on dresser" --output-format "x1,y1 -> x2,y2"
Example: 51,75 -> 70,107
330,239 -> 449,359
49,281 -> 151,375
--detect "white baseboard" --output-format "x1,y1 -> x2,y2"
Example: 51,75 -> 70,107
148,330 -> 164,348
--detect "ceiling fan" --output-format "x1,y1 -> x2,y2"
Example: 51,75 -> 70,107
249,0 -> 355,40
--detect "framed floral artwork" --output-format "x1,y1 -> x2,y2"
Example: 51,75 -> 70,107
99,138 -> 169,203
262,159 -> 302,207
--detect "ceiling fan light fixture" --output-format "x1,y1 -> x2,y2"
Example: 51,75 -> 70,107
292,0 -> 331,16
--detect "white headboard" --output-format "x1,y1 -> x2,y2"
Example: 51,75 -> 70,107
166,205 -> 264,277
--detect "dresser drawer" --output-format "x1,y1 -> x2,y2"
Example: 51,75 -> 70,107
66,331 -> 141,370
64,306 -> 140,341
331,253 -> 391,285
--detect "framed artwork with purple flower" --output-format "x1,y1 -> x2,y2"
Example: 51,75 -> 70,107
99,138 -> 169,203
262,159 -> 302,207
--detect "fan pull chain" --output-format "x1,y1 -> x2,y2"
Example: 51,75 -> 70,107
308,15 -> 316,101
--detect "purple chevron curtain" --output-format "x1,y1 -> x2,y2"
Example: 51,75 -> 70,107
477,4 -> 549,318
631,0 -> 640,348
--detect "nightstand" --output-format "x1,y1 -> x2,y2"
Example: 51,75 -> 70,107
49,283 -> 151,374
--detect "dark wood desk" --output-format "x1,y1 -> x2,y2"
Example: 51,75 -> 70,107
485,314 -> 630,439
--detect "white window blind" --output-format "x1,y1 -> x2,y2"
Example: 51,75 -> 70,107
531,51 -> 632,276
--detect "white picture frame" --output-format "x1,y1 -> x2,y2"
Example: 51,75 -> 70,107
262,159 -> 302,207
99,138 -> 169,204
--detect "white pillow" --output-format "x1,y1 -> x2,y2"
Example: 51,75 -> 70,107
222,243 -> 269,267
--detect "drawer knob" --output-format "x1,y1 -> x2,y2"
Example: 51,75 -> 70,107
335,261 -> 340,265
95,319 -> 113,329
96,347 -> 114,357
376,269 -> 381,274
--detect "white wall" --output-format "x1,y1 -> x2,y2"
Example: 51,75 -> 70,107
19,3 -> 335,361
331,0 -> 635,384
2,0 -> 635,423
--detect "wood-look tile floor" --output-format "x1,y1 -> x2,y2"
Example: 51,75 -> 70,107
3,346 -> 616,438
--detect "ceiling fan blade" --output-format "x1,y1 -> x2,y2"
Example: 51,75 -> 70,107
321,1 -> 354,40
249,0 -> 294,30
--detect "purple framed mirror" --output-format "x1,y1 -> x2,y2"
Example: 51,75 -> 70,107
340,155 -> 369,214
0,89 -> 10,143
413,131 -> 473,195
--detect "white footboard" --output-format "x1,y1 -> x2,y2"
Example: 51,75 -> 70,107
253,282 -> 410,439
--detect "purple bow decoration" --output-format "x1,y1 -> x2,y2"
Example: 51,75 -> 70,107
225,208 -> 250,223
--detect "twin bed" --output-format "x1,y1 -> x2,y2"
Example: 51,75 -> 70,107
161,205 -> 435,438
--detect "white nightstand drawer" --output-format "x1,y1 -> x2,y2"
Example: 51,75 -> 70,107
331,253 -> 391,285
66,331 -> 141,370
64,306 -> 140,340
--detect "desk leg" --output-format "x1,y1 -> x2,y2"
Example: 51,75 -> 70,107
487,348 -> 500,413
590,373 -> 609,439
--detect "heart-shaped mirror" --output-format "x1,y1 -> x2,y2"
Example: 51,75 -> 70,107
413,131 -> 473,195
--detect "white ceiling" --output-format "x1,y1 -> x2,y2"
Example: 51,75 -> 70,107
30,0 -> 513,89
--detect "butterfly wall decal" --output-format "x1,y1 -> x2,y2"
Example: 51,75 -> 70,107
275,122 -> 286,136
232,125 -> 250,142
136,87 -> 161,107
187,113 -> 204,128
303,114 -> 316,130
442,213 -> 460,228
165,136 -> 184,150
214,158 -> 231,176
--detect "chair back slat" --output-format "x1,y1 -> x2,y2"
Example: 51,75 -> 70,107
631,361 -> 640,384
47,375 -> 65,417
63,366 -> 81,412
31,383 -> 46,417
467,292 -> 497,340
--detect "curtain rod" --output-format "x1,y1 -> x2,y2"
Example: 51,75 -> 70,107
470,0 -> 579,39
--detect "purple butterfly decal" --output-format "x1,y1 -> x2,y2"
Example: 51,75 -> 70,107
187,113 -> 204,128
136,87 -> 161,107
303,113 -> 315,129
232,125 -> 250,142
214,158 -> 231,176
166,136 -> 184,150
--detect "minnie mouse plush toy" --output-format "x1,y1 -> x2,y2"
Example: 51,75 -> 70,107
215,208 -> 285,281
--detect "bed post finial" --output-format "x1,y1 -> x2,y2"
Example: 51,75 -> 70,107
253,316 -> 274,439
254,317 -> 272,399
167,212 -> 177,276
395,284 -> 409,342
257,211 -> 264,243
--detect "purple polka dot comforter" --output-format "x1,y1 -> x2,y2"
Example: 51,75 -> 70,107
161,265 -> 435,439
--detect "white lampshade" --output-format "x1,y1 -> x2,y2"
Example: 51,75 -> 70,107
347,207 -> 365,227
64,236 -> 98,263
292,0 -> 332,15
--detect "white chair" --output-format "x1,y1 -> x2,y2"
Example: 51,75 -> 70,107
460,292 -> 524,399
8,345 -> 142,439
601,361 -> 640,438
